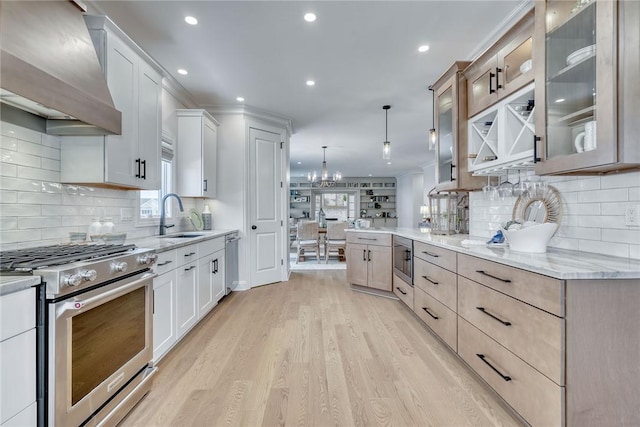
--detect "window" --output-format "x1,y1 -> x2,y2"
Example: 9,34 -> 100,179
138,138 -> 173,223
312,191 -> 356,221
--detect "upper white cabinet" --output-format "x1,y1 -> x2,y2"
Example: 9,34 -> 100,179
177,110 -> 219,198
60,15 -> 162,190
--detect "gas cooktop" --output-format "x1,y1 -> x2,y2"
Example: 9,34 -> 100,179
0,244 -> 137,273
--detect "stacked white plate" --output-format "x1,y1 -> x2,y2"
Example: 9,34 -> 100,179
566,44 -> 595,66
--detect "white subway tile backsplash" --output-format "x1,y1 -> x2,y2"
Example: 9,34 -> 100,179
469,173 -> 640,259
0,204 -> 41,217
17,192 -> 62,205
17,165 -> 60,182
0,229 -> 42,244
17,140 -> 60,160
0,149 -> 41,168
41,158 -> 60,171
0,190 -> 17,204
0,122 -> 42,143
0,137 -> 18,150
18,216 -> 61,229
0,218 -> 17,231
0,164 -> 17,177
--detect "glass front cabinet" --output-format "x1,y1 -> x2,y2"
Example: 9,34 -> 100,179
534,0 -> 640,174
433,62 -> 485,191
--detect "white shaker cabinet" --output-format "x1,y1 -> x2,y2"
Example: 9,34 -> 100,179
152,267 -> 177,363
61,15 -> 161,190
0,288 -> 37,427
177,110 -> 219,197
197,238 -> 226,318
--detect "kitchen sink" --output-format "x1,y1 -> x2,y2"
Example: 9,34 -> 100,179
161,233 -> 204,239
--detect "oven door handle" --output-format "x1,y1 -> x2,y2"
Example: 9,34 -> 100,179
60,272 -> 155,313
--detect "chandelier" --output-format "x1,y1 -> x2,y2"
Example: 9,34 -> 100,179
308,146 -> 342,187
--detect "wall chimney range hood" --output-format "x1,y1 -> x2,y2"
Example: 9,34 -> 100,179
0,0 -> 122,136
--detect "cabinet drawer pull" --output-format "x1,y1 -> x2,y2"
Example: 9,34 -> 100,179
157,260 -> 173,267
495,67 -> 503,89
477,354 -> 511,382
476,270 -> 511,283
184,266 -> 195,272
422,307 -> 439,320
533,135 -> 541,163
421,251 -> 439,258
489,72 -> 496,94
141,159 -> 146,179
476,307 -> 511,326
184,252 -> 196,257
367,249 -> 371,262
363,249 -> 367,261
357,237 -> 378,241
395,287 -> 407,295
135,158 -> 141,178
421,275 -> 439,285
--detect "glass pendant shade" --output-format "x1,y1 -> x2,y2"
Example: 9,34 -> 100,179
382,105 -> 391,160
383,140 -> 391,159
429,128 -> 437,151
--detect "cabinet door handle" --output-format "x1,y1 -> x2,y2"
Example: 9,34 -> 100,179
204,179 -> 208,192
476,307 -> 511,326
135,158 -> 141,178
184,265 -> 195,272
489,72 -> 496,94
422,307 -> 439,320
421,251 -> 439,258
157,260 -> 173,267
395,287 -> 407,295
141,159 -> 146,179
367,249 -> 371,262
476,270 -> 511,283
495,67 -> 503,90
477,354 -> 512,382
363,249 -> 367,261
421,275 -> 439,285
184,252 -> 196,257
212,259 -> 218,274
533,135 -> 541,163
450,163 -> 456,181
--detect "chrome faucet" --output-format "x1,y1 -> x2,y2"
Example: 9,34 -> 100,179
159,193 -> 184,235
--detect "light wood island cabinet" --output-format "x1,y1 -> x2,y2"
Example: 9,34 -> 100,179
346,232 -> 391,291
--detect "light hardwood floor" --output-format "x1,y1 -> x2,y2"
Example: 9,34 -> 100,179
121,270 -> 524,427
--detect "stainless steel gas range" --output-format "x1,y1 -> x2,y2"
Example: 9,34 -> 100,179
0,244 -> 158,427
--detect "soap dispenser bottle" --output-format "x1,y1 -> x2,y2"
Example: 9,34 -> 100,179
202,204 -> 212,230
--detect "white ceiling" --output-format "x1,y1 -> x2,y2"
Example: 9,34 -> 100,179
89,0 -> 529,179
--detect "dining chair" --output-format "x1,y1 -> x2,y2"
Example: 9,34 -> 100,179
296,221 -> 320,263
324,221 -> 347,263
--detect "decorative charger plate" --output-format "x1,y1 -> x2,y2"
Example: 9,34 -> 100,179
512,185 -> 562,224
189,208 -> 204,231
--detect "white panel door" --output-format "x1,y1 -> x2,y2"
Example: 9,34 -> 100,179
249,127 -> 282,287
137,61 -> 161,190
176,262 -> 198,339
197,254 -> 215,318
203,119 -> 217,198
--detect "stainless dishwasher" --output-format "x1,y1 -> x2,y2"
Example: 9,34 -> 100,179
225,232 -> 240,294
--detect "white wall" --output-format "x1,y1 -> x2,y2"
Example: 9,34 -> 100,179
469,172 -> 640,259
396,172 -> 424,228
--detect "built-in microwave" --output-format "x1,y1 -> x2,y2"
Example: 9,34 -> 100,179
393,236 -> 413,285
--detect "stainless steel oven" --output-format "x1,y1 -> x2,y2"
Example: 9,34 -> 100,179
393,235 -> 413,286
1,244 -> 158,426
48,270 -> 155,426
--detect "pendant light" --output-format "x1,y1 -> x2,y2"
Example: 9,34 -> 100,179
428,85 -> 437,151
308,146 -> 341,187
382,105 -> 391,160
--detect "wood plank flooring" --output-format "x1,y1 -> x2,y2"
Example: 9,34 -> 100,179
121,270 -> 524,427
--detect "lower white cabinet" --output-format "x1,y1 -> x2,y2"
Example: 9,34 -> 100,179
0,288 -> 36,426
152,237 -> 227,362
176,261 -> 198,339
152,269 -> 177,362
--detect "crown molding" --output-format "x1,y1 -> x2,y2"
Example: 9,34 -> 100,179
206,104 -> 295,137
467,0 -> 534,61
162,77 -> 199,109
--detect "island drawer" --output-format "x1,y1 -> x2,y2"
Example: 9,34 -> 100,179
347,232 -> 391,246
155,250 -> 177,275
458,276 -> 564,385
176,244 -> 199,267
458,318 -> 563,427
414,287 -> 457,351
457,253 -> 563,317
413,241 -> 456,272
413,257 -> 457,311
392,274 -> 414,309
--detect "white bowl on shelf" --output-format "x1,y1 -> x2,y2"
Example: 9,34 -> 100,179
566,45 -> 595,66
502,222 -> 558,253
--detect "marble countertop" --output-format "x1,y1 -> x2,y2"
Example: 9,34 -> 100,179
131,229 -> 238,253
0,276 -> 41,296
347,227 -> 640,280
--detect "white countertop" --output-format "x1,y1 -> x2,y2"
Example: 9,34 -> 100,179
132,229 -> 238,253
0,276 -> 41,296
347,227 -> 640,280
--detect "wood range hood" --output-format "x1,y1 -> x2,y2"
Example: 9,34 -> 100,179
0,0 -> 121,136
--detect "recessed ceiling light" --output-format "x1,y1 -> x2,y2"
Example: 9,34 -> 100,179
306,80 -> 315,86
177,69 -> 188,75
297,161 -> 302,165
555,98 -> 565,103
304,12 -> 316,22
185,16 -> 198,25
236,97 -> 245,102
387,162 -> 392,165
368,174 -> 372,177
418,45 -> 430,53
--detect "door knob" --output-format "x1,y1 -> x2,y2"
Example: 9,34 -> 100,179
251,225 -> 257,230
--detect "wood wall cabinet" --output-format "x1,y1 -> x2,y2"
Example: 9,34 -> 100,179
433,62 -> 485,191
534,0 -> 640,175
61,15 -> 162,190
346,232 -> 392,291
177,110 -> 219,197
465,10 -> 535,118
